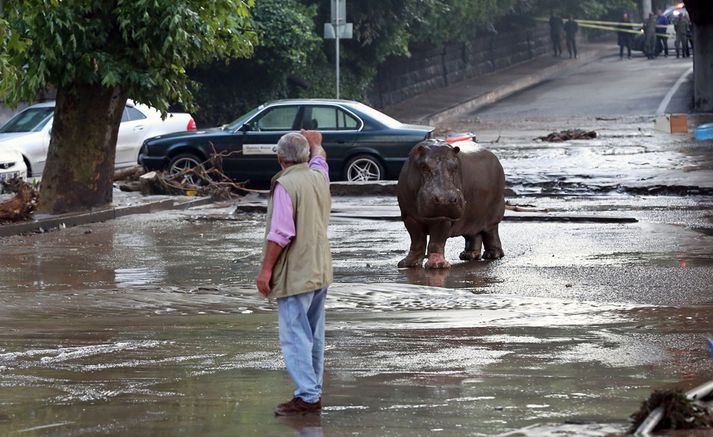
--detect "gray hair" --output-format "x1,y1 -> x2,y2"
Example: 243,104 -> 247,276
277,132 -> 310,164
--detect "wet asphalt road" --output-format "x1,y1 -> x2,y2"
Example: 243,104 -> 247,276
1,54 -> 713,436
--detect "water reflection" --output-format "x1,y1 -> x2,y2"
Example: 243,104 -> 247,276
0,227 -> 118,292
400,261 -> 499,289
277,414 -> 323,437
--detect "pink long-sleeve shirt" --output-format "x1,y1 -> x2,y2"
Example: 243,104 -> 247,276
267,156 -> 329,247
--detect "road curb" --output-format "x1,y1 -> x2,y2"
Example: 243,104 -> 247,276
0,196 -> 213,238
330,181 -> 397,196
424,48 -> 613,125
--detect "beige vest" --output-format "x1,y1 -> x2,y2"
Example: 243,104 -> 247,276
264,163 -> 332,299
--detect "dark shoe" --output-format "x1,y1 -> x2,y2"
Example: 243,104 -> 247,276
274,397 -> 322,416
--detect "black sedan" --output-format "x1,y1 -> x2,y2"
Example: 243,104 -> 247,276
139,99 -> 433,184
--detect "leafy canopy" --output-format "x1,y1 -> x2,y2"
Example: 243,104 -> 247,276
0,0 -> 257,113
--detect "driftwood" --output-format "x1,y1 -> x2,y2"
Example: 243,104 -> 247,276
504,201 -> 548,213
136,145 -> 266,199
113,165 -> 145,182
630,389 -> 713,433
0,178 -> 40,223
537,129 -> 597,142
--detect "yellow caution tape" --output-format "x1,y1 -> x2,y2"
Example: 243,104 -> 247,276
577,22 -> 643,35
536,16 -> 670,29
573,18 -> 643,26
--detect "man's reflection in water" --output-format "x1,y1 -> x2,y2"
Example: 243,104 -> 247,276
277,414 -> 323,437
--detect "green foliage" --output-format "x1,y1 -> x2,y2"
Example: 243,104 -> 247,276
537,0 -> 637,20
190,0 -> 321,125
181,0 -> 640,124
253,0 -> 321,69
0,0 -> 257,113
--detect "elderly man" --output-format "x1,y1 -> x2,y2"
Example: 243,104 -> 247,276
256,129 -> 332,416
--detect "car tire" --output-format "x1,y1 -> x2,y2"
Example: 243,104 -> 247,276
168,153 -> 205,186
344,155 -> 384,182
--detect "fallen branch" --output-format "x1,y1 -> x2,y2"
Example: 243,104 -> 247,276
0,178 -> 40,223
504,201 -> 548,213
139,144 -> 266,199
537,129 -> 597,142
631,388 -> 713,434
113,165 -> 145,181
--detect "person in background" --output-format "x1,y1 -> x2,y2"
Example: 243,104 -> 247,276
643,13 -> 657,60
655,9 -> 669,57
617,12 -> 633,59
257,129 -> 332,416
674,13 -> 690,58
549,12 -> 563,57
564,16 -> 578,59
685,14 -> 694,57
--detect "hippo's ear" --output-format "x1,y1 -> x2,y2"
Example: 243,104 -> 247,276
452,146 -> 460,154
410,144 -> 428,158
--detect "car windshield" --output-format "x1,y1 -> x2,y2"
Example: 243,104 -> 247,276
224,106 -> 263,131
349,102 -> 402,129
0,107 -> 54,133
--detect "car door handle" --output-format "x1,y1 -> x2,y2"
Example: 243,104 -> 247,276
134,125 -> 145,131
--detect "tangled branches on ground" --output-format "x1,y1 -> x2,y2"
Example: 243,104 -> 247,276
145,145 -> 266,200
537,129 -> 597,142
629,389 -> 713,433
0,178 -> 40,223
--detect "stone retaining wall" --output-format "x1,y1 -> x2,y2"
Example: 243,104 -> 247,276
367,23 -> 550,108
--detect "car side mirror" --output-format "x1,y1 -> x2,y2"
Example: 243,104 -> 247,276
240,122 -> 253,132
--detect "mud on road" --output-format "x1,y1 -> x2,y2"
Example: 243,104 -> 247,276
1,177 -> 713,436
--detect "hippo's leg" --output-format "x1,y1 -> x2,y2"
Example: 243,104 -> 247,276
481,225 -> 505,260
424,222 -> 451,269
459,235 -> 483,261
398,216 -> 427,268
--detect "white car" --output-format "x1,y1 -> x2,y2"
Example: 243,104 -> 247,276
0,147 -> 27,188
0,100 -> 196,177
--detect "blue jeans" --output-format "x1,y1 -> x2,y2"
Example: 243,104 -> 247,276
278,287 -> 327,403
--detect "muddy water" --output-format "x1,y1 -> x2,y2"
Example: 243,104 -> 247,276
448,122 -> 713,197
1,195 -> 713,436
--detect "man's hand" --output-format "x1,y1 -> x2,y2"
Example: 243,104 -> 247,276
301,129 -> 322,147
301,129 -> 326,159
256,268 -> 272,297
257,241 -> 283,297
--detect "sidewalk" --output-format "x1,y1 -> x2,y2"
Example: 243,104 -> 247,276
0,189 -> 213,237
382,42 -> 614,125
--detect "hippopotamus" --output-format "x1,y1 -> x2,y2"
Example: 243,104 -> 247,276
397,139 -> 505,269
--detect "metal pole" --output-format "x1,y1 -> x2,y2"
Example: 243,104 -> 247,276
335,0 -> 340,99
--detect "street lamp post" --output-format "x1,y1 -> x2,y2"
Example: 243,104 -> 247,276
324,0 -> 352,100
335,0 -> 340,99
641,0 -> 652,19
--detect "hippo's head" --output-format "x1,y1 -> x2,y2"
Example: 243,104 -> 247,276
409,140 -> 465,221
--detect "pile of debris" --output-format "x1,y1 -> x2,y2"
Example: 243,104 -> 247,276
116,148 -> 258,200
0,178 -> 40,223
537,129 -> 597,142
630,382 -> 713,434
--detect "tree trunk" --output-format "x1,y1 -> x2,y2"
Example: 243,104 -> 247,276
693,23 -> 713,112
641,0 -> 651,21
686,0 -> 713,113
38,84 -> 127,214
